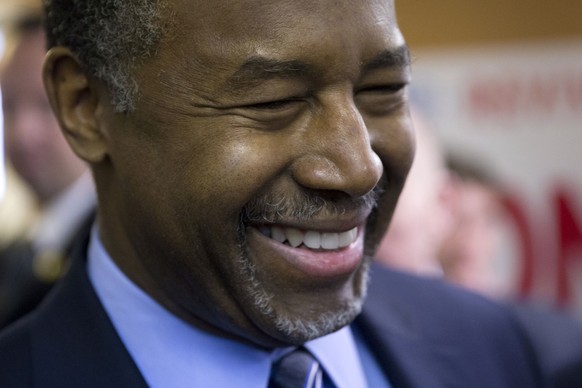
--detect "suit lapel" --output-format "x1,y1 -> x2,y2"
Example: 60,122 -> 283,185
29,228 -> 148,388
354,265 -> 468,388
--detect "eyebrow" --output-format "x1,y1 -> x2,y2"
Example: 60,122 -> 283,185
226,58 -> 313,91
225,44 -> 410,91
364,45 -> 411,71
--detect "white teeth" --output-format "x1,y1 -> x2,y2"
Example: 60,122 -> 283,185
286,228 -> 304,248
321,233 -> 340,250
341,228 -> 358,248
304,231 -> 321,249
338,230 -> 352,248
266,226 -> 358,250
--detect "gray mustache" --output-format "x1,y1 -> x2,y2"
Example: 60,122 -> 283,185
241,184 -> 385,225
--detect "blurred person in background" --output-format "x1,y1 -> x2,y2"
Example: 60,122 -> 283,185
0,0 -> 37,248
0,30 -> 4,204
376,110 -> 582,387
0,156 -> 36,247
440,155 -> 582,385
0,8 -> 94,328
438,155 -> 514,299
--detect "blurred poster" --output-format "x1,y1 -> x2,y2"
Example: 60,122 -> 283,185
411,40 -> 582,311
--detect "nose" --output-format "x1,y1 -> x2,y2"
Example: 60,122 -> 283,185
291,95 -> 383,198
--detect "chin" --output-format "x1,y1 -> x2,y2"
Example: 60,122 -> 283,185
240,253 -> 371,346
271,299 -> 364,345
232,186 -> 380,345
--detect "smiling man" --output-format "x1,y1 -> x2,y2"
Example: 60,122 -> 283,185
0,0 -> 547,387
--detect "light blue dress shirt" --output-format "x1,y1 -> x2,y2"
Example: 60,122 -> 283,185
87,228 -> 385,388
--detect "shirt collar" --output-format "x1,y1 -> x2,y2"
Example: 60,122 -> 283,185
87,227 -> 368,388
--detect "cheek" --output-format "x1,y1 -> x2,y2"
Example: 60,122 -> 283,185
117,107 -> 293,225
182,134 -> 290,217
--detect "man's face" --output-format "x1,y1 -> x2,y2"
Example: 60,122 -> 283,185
97,0 -> 413,347
2,29 -> 85,203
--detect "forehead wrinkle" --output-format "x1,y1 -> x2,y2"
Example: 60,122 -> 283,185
224,56 -> 314,91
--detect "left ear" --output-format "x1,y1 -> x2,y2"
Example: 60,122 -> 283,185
43,46 -> 110,163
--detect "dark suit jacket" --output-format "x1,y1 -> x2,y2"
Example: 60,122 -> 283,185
0,211 -> 95,329
511,303 -> 582,387
0,232 -> 547,387
554,358 -> 582,388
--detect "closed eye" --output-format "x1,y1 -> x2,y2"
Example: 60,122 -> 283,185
246,97 -> 304,110
232,95 -> 308,130
355,82 -> 409,116
358,83 -> 407,94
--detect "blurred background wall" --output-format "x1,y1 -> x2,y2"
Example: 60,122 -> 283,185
397,0 -> 582,47
396,0 -> 582,312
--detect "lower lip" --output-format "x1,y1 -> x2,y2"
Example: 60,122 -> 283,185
247,227 -> 365,279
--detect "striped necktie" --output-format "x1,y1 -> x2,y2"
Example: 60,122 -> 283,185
268,348 -> 323,388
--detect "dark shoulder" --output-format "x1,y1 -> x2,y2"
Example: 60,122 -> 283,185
0,315 -> 34,386
554,357 -> 582,388
364,263 -> 515,324
511,303 -> 582,387
358,264 -> 546,387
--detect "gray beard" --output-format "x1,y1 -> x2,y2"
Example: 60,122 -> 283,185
235,185 -> 381,343
236,242 -> 370,343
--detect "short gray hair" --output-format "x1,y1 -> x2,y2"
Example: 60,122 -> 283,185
43,0 -> 166,112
